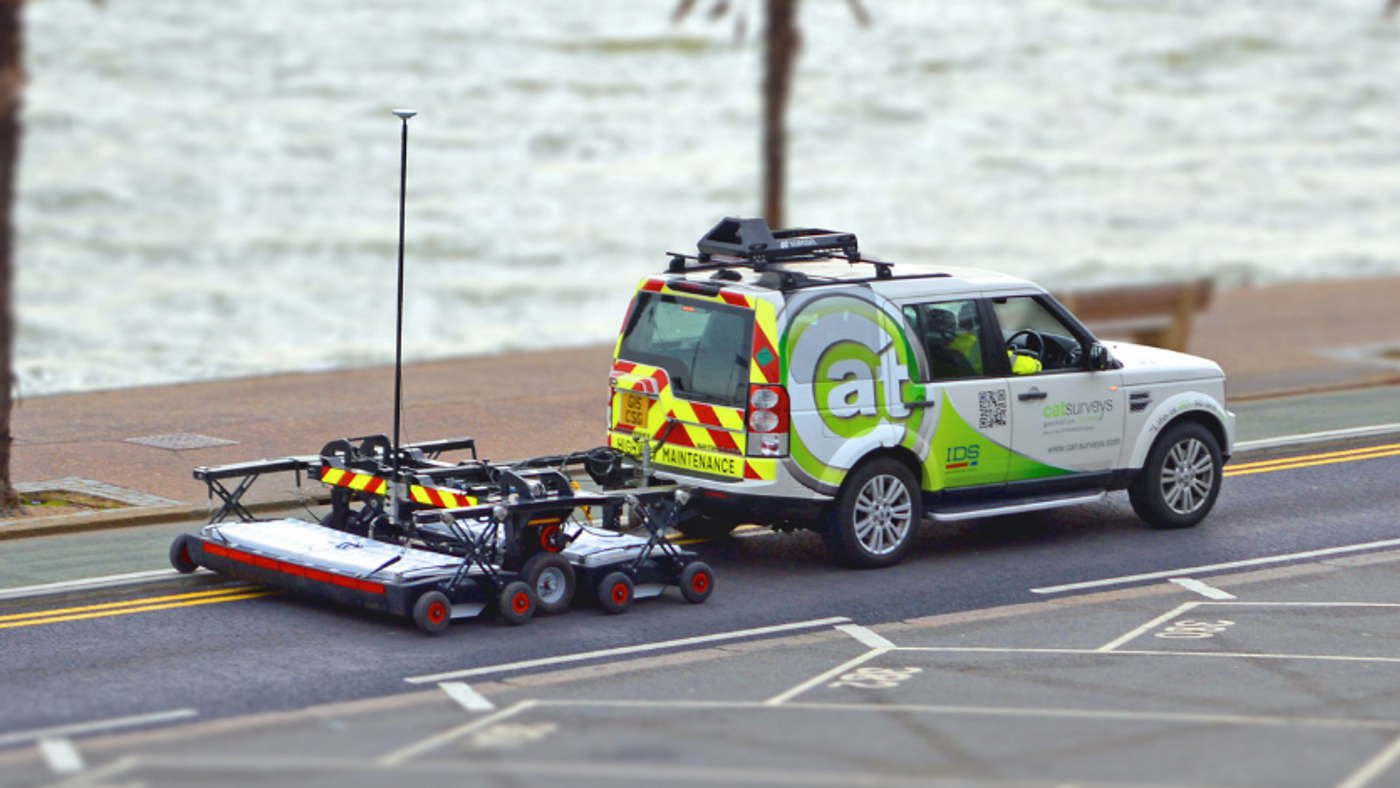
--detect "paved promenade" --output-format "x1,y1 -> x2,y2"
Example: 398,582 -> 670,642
5,275 -> 1400,536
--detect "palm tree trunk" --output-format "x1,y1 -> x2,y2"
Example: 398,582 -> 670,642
762,0 -> 797,229
0,0 -> 22,511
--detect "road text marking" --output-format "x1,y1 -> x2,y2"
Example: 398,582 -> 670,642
1097,602 -> 1200,652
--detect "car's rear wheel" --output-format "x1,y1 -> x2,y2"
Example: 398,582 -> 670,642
822,458 -> 922,568
1129,421 -> 1222,529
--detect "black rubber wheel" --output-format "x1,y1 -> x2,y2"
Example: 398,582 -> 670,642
1129,421 -> 1223,530
598,571 -> 634,615
678,562 -> 715,604
498,581 -> 536,625
673,513 -> 742,540
413,590 -> 452,635
169,535 -> 198,574
521,553 -> 576,616
821,457 -> 923,569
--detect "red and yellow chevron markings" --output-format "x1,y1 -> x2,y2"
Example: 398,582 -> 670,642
1225,442 -> 1400,478
320,467 -> 387,495
407,485 -> 478,509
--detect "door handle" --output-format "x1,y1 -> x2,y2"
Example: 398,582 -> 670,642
1018,390 -> 1048,401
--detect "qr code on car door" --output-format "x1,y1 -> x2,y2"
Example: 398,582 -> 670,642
978,390 -> 1007,429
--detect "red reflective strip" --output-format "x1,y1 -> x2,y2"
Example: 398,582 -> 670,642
226,549 -> 254,564
744,462 -> 764,480
702,490 -> 730,499
305,568 -> 332,583
711,429 -> 740,453
662,421 -> 695,448
357,580 -> 386,594
719,290 -> 749,308
203,543 -> 228,557
690,403 -> 722,427
254,556 -> 278,570
279,562 -> 305,577
641,279 -> 664,292
329,574 -> 358,589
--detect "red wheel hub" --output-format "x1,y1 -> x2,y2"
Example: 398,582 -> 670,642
611,584 -> 629,604
692,572 -> 710,594
540,524 -> 564,553
512,593 -> 530,615
428,602 -> 447,624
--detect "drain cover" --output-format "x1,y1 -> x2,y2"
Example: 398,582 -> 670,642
124,433 -> 238,451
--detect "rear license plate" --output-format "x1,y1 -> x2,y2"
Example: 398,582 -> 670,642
620,392 -> 650,428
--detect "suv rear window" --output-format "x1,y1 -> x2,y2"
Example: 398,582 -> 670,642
618,292 -> 754,407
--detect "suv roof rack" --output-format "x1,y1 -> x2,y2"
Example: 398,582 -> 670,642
695,217 -> 859,269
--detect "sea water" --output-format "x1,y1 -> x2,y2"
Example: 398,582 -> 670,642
16,0 -> 1400,396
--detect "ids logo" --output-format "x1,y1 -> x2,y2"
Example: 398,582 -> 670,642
945,445 -> 980,470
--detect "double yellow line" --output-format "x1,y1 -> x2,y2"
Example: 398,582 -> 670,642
0,586 -> 279,630
1226,441 -> 1400,478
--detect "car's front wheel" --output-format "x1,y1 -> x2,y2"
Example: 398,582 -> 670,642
1129,421 -> 1223,529
822,458 -> 923,568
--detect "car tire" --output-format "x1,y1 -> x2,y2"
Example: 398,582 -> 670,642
169,534 -> 199,574
1129,421 -> 1223,530
521,552 -> 575,616
413,590 -> 452,635
822,458 -> 923,569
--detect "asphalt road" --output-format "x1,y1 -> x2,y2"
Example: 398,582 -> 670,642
3,438 -> 1399,745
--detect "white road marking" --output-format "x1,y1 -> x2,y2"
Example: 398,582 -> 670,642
1169,577 -> 1236,600
1030,538 -> 1400,595
0,709 -> 198,748
764,648 -> 889,706
377,700 -> 538,766
899,645 -> 1400,665
537,697 -> 1400,727
404,616 -> 851,684
1193,601 -> 1400,608
836,624 -> 896,650
37,738 -> 84,775
0,570 -> 190,602
440,682 -> 495,713
1096,601 -> 1200,653
1235,423 -> 1400,455
1336,733 -> 1400,788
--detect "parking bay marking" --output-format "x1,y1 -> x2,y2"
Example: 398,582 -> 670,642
1030,537 -> 1400,595
0,709 -> 199,749
404,616 -> 851,685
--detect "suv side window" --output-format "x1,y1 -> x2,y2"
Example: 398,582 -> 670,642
990,296 -> 1087,373
902,300 -> 990,380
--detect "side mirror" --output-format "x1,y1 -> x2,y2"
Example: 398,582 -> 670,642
1088,343 -> 1114,371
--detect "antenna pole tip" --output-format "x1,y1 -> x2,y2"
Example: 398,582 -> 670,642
392,109 -> 418,120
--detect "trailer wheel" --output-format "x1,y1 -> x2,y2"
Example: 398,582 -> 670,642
498,581 -> 536,626
413,591 -> 452,635
598,572 -> 634,615
678,562 -> 714,604
539,524 -> 567,553
169,535 -> 198,574
522,553 -> 575,616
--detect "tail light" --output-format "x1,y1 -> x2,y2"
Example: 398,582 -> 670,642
746,384 -> 789,458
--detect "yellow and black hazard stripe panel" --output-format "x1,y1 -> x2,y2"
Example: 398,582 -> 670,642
322,467 -> 478,509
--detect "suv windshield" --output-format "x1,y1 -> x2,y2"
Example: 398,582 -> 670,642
619,292 -> 754,407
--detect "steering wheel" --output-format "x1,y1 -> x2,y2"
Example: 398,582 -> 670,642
1006,329 -> 1045,360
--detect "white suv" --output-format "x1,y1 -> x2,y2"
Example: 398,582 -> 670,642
608,218 -> 1234,568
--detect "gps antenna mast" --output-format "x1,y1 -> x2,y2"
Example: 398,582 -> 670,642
390,108 -> 417,528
